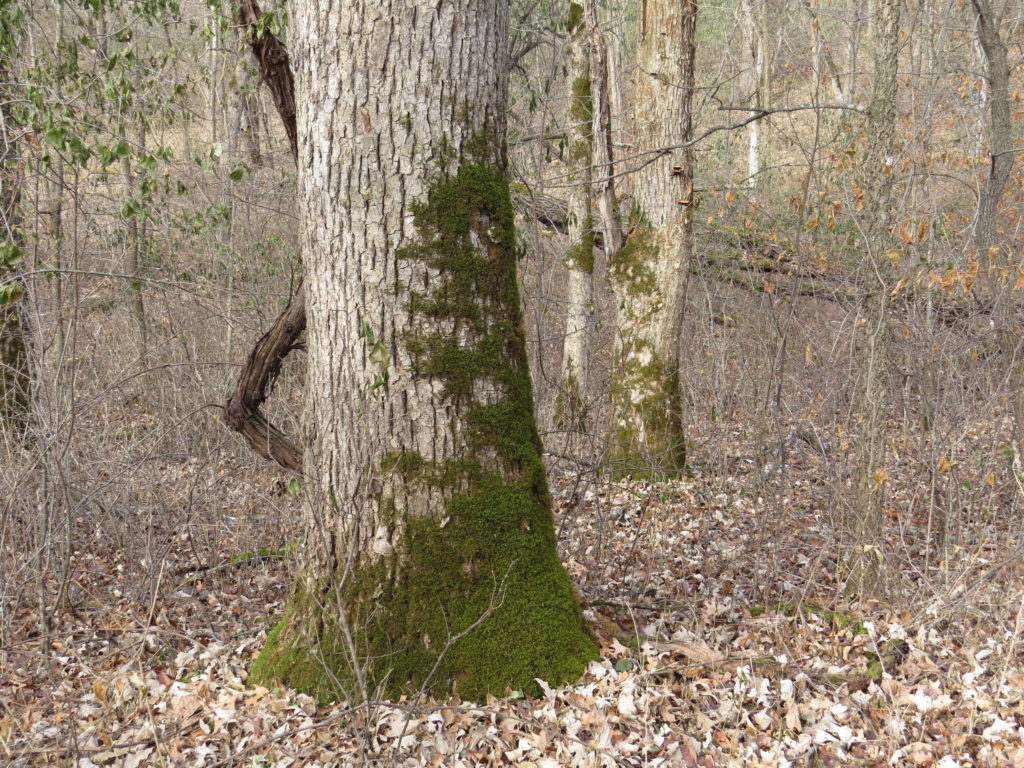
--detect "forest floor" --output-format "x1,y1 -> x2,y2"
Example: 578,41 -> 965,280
4,442 -> 1024,768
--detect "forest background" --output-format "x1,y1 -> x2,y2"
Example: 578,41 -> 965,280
3,0 -> 1024,765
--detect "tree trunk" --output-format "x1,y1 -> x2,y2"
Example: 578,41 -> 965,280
120,116 -> 149,367
607,0 -> 695,476
557,2 -> 595,431
586,0 -> 622,261
849,0 -> 900,597
0,52 -> 29,435
249,0 -> 597,703
970,0 -> 1020,467
741,0 -> 764,188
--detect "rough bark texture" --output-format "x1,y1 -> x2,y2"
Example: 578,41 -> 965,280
557,2 -> 595,431
224,0 -> 304,473
970,0 -> 1021,467
849,0 -> 900,597
249,0 -> 597,703
226,3 -> 579,474
607,0 -> 695,476
585,0 -> 622,261
237,0 -> 297,159
969,6 -> 1012,270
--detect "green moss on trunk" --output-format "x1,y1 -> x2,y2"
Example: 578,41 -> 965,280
608,218 -> 686,477
609,341 -> 686,477
250,160 -> 597,703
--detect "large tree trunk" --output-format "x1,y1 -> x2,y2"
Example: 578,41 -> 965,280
607,0 -> 695,476
249,0 -> 597,703
557,2 -> 595,431
848,0 -> 900,597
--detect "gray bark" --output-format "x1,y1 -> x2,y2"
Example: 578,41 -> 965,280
558,2 -> 595,431
606,0 -> 696,474
849,0 -> 900,597
250,0 -> 595,702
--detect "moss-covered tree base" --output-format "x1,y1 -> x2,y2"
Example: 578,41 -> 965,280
250,159 -> 598,704
249,476 -> 599,703
609,344 -> 687,479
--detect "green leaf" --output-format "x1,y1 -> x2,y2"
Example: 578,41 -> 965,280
44,125 -> 65,148
139,154 -> 157,171
287,477 -> 300,495
228,165 -> 245,181
209,142 -> 223,161
0,242 -> 24,268
114,139 -> 131,158
0,283 -> 24,307
614,658 -> 635,673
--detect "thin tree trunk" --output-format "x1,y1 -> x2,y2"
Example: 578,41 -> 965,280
249,0 -> 597,703
741,0 -> 764,188
802,0 -> 848,104
849,0 -> 900,597
586,0 -> 622,260
120,118 -> 149,366
557,2 -> 595,431
607,0 -> 695,476
971,0 -> 1020,466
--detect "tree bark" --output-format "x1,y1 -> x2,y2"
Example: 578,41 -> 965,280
607,0 -> 695,476
970,0 -> 1021,468
248,0 -> 597,703
585,0 -> 622,260
740,0 -> 765,188
224,0 -> 304,472
849,0 -> 900,597
557,2 -> 595,431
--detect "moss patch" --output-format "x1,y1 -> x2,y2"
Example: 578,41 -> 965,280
608,217 -> 685,477
609,340 -> 686,477
251,159 -> 598,703
610,225 -> 658,298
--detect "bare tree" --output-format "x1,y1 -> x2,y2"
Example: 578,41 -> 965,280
557,2 -> 596,431
607,0 -> 696,475
849,0 -> 900,596
248,0 -> 597,702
